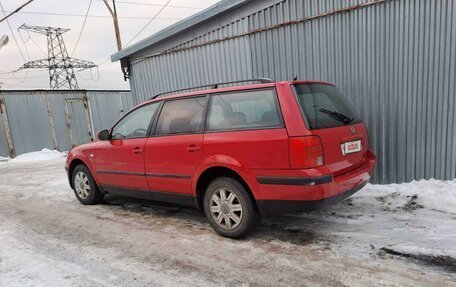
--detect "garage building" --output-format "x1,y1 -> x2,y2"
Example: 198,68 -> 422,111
111,0 -> 456,184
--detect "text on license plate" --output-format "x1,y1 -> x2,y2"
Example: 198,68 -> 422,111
341,140 -> 362,155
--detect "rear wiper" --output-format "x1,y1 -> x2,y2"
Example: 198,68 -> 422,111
318,108 -> 354,124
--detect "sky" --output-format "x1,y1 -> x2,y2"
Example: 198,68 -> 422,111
0,0 -> 220,90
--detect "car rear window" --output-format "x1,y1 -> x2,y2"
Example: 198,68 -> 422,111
292,84 -> 361,130
206,89 -> 282,131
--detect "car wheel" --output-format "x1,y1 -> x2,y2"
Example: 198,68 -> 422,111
204,177 -> 260,238
72,164 -> 104,205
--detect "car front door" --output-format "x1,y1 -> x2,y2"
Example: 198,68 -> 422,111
95,102 -> 160,195
144,96 -> 206,198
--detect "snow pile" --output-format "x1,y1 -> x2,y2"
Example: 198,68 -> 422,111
0,156 -> 9,162
287,179 -> 456,259
361,179 -> 456,214
4,149 -> 66,164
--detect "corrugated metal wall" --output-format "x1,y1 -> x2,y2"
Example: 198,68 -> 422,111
0,90 -> 132,157
248,0 -> 456,184
129,17 -> 253,103
0,96 -> 11,157
3,92 -> 55,155
127,0 -> 456,184
48,92 -> 72,151
88,91 -> 135,133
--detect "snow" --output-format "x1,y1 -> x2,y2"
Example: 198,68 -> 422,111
281,179 -> 456,259
362,179 -> 456,214
0,158 -> 455,286
0,148 -> 66,164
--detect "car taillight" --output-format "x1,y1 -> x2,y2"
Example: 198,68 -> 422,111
289,136 -> 324,169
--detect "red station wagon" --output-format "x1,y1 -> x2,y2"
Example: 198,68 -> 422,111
66,79 -> 376,238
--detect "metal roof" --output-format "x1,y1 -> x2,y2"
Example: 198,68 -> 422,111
110,0 -> 249,62
0,89 -> 131,93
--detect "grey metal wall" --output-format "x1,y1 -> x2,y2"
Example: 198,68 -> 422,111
127,0 -> 456,184
3,92 -> 55,155
0,90 -> 132,157
0,113 -> 8,157
88,91 -> 135,133
48,92 -> 72,151
0,96 -> 11,157
129,21 -> 253,104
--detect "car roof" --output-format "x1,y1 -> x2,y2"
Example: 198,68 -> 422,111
142,80 -> 335,105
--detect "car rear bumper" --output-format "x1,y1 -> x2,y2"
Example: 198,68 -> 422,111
257,181 -> 367,216
253,149 -> 376,217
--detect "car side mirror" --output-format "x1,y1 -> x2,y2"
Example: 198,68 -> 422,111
97,129 -> 110,141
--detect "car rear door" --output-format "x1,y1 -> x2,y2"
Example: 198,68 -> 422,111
95,103 -> 160,193
292,83 -> 368,176
144,96 -> 207,197
312,123 -> 369,176
203,88 -> 289,170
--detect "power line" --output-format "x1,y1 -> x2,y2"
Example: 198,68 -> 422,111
1,10 -> 183,20
0,0 -> 34,23
72,0 -> 93,57
2,68 -> 46,73
126,0 -> 172,46
12,71 -> 29,82
0,1 -> 27,62
81,0 -> 173,71
0,69 -> 44,75
27,30 -> 47,56
102,0 -> 203,10
77,67 -> 100,81
0,80 -> 51,88
0,81 -> 36,88
78,56 -> 111,73
87,0 -> 174,69
0,73 -> 47,79
98,57 -> 111,66
18,29 -> 33,60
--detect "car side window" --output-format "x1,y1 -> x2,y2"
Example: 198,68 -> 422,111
155,97 -> 207,135
111,103 -> 159,140
206,89 -> 282,131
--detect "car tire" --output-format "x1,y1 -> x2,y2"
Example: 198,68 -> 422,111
204,177 -> 260,238
72,164 -> 104,205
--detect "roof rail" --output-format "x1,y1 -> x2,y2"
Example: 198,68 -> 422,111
150,78 -> 274,100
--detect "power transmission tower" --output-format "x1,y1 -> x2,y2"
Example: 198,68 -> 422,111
14,24 -> 97,89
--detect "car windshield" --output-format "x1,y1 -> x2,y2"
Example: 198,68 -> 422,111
292,84 -> 361,130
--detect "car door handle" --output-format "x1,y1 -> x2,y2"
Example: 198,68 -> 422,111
133,147 -> 143,154
187,145 -> 201,153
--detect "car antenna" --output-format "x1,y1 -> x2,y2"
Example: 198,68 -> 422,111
293,75 -> 298,81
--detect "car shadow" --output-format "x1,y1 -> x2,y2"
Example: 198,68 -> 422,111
101,194 -> 208,226
101,194 -> 323,246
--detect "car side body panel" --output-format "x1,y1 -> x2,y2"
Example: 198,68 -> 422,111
192,154 -> 256,198
65,143 -> 99,185
274,82 -> 311,137
197,128 -> 290,198
95,138 -> 149,191
145,134 -> 203,195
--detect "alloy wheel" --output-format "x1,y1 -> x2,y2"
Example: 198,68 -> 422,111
210,188 -> 243,230
74,171 -> 90,200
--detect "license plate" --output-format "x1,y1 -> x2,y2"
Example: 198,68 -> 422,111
341,140 -> 362,155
